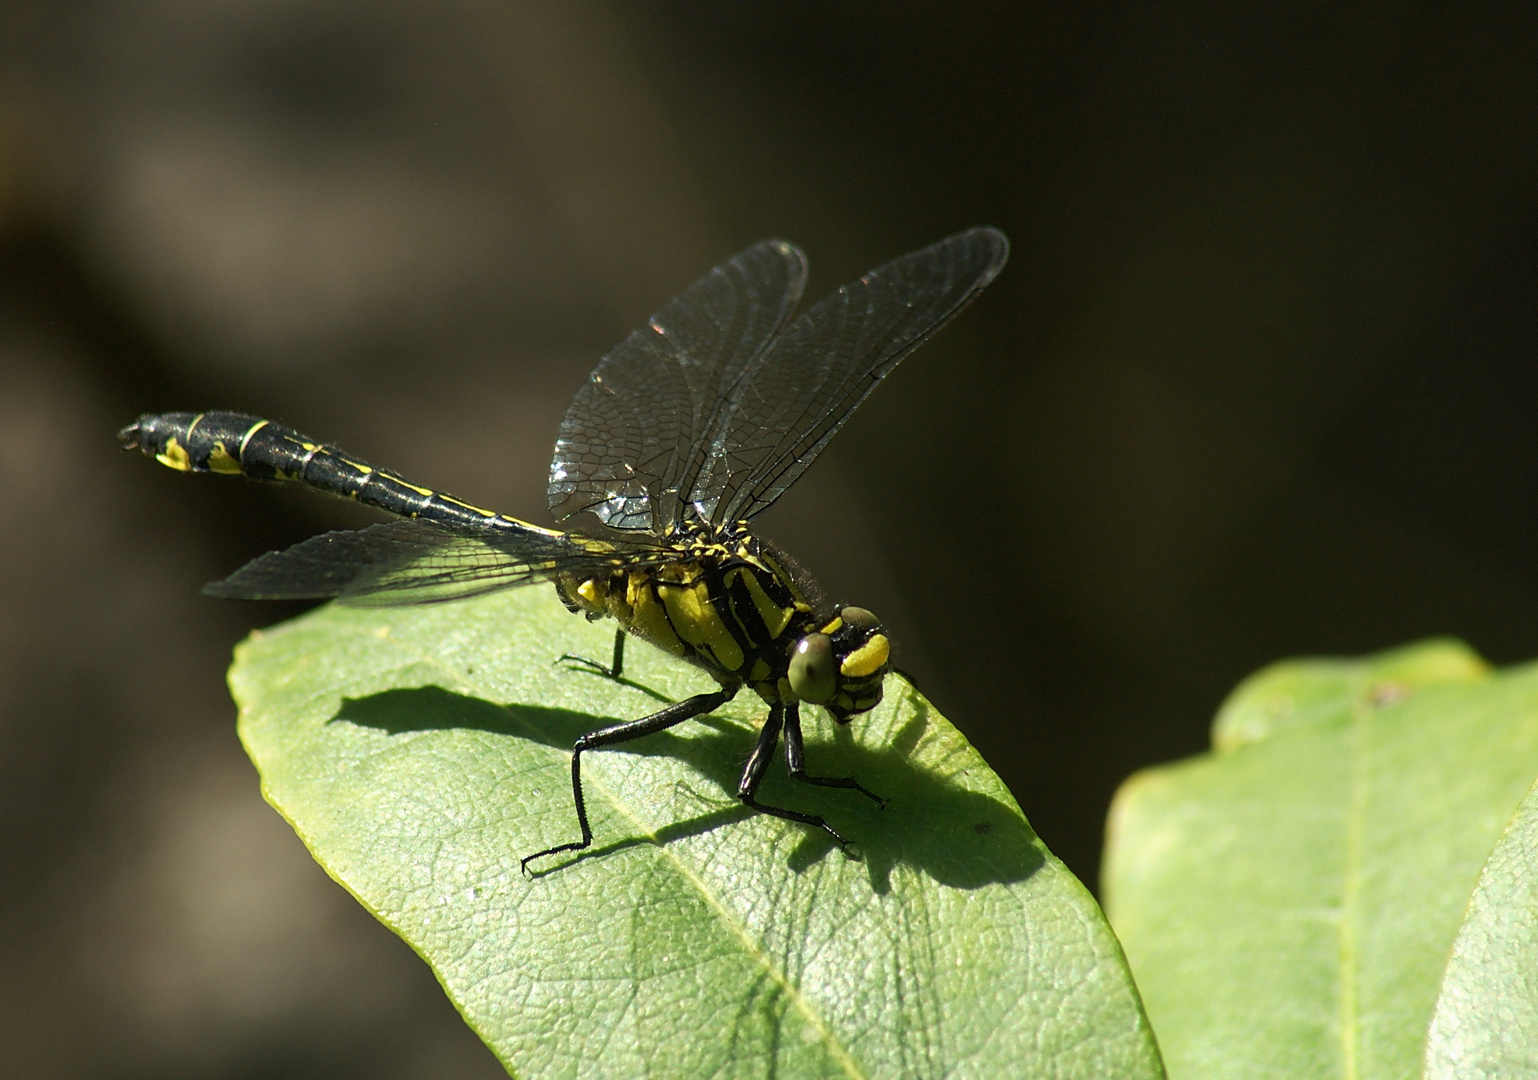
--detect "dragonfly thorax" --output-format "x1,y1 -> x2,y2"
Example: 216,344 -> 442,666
554,523 -> 890,720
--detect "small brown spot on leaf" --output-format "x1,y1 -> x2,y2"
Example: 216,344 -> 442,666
1370,682 -> 1410,707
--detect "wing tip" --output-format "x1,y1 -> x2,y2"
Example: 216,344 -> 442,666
955,225 -> 1011,276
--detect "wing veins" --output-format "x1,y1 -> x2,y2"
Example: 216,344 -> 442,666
690,227 -> 1009,524
204,519 -> 671,607
547,241 -> 808,533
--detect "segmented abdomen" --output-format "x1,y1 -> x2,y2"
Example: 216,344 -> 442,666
120,411 -> 508,532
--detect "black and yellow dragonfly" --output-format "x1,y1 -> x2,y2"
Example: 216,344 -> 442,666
121,227 -> 1009,871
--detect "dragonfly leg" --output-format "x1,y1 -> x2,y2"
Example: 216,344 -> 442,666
889,665 -> 922,695
737,703 -> 855,850
782,703 -> 885,807
556,627 -> 626,680
522,686 -> 732,874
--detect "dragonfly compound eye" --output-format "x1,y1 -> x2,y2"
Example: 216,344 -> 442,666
837,606 -> 880,634
789,633 -> 837,704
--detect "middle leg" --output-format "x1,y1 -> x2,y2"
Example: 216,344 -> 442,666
557,627 -> 626,680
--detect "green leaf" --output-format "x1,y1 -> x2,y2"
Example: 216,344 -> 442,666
1209,638 -> 1490,751
231,586 -> 1163,1079
1424,773 -> 1538,1079
1102,639 -> 1538,1080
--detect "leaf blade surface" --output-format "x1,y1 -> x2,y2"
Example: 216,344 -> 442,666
1424,774 -> 1538,1080
1104,640 -> 1538,1080
233,587 -> 1163,1079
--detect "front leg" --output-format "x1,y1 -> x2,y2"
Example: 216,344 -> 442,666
737,702 -> 856,849
782,702 -> 885,807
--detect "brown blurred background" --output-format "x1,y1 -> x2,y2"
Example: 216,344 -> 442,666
1,2 -> 1535,1075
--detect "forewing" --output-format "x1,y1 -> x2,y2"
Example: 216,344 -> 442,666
690,227 -> 1009,524
548,239 -> 807,533
204,519 -> 651,607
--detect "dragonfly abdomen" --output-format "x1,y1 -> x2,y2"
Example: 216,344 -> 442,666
120,411 -> 514,533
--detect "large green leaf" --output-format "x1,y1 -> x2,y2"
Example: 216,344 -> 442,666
231,586 -> 1163,1079
1424,774 -> 1538,1079
1102,639 -> 1538,1080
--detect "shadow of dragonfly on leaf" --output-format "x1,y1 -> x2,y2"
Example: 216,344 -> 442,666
333,681 -> 1043,893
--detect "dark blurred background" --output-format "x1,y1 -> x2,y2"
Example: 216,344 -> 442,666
1,2 -> 1535,1075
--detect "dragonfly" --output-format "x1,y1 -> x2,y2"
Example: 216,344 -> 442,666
120,226 -> 1009,872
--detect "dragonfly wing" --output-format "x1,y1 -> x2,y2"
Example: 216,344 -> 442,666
548,239 -> 807,533
690,227 -> 1009,525
204,519 -> 645,607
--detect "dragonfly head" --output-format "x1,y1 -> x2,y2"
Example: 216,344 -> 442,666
788,606 -> 890,723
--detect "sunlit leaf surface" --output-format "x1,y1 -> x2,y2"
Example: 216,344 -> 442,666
1424,774 -> 1538,1080
1104,640 -> 1538,1080
232,587 -> 1163,1079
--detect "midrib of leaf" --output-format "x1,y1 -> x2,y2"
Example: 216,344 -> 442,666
329,621 -> 870,1080
1338,696 -> 1371,1080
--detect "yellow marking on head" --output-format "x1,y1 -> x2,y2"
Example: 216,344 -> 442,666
750,658 -> 772,682
840,633 -> 890,679
818,616 -> 844,635
659,580 -> 744,671
626,573 -> 685,655
836,693 -> 855,711
206,441 -> 242,475
238,419 -> 269,455
738,569 -> 794,639
155,437 -> 192,472
777,676 -> 794,701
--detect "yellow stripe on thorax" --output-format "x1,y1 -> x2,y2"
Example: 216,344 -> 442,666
659,578 -> 745,672
734,567 -> 795,639
625,571 -> 685,656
